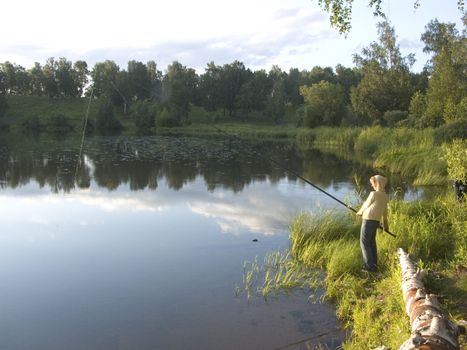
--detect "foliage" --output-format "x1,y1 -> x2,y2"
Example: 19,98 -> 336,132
130,101 -> 157,130
408,91 -> 426,122
0,70 -> 7,116
94,99 -> 122,131
265,78 -> 286,123
156,108 -> 180,128
443,97 -> 467,122
433,118 -> 467,144
421,20 -> 467,127
382,110 -> 408,127
162,61 -> 197,120
351,21 -> 414,121
313,0 -> 464,34
442,139 -> 467,181
300,81 -> 346,127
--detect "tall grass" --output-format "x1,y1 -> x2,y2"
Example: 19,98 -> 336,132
245,194 -> 466,348
294,126 -> 449,186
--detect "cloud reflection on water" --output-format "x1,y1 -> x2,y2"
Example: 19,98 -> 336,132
0,175 -> 349,239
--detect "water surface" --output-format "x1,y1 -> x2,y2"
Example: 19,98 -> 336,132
0,133 -> 424,350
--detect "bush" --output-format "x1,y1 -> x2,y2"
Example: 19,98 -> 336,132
156,108 -> 180,128
409,91 -> 426,120
95,99 -> 122,131
443,97 -> 467,123
442,139 -> 467,181
383,110 -> 408,127
131,101 -> 156,130
433,119 -> 467,144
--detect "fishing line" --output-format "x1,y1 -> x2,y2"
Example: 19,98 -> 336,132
211,125 -> 396,238
271,329 -> 339,350
74,87 -> 94,183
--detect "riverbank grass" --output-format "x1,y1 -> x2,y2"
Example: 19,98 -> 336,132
245,193 -> 466,349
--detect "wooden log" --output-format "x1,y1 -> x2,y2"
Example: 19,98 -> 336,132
397,248 -> 465,350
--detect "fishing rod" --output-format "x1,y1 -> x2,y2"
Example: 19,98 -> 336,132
211,125 -> 396,238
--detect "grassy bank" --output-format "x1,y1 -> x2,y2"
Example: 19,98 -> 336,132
295,194 -> 466,349
244,195 -> 466,349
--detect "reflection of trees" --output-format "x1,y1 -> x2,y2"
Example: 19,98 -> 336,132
0,152 -> 78,192
0,135 -> 419,198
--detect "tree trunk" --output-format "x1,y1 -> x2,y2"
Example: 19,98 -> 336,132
397,248 -> 465,350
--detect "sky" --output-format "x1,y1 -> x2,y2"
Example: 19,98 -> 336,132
0,0 -> 464,73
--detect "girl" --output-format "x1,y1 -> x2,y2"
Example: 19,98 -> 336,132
356,175 -> 389,272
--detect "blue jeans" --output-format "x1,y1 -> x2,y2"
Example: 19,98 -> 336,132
360,220 -> 379,271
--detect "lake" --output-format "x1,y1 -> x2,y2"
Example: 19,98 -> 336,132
0,133 -> 425,350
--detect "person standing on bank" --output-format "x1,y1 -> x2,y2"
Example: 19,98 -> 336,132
356,175 -> 389,272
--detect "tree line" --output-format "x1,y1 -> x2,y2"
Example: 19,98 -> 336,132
0,19 -> 465,131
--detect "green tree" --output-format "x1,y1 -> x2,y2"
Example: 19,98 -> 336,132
73,60 -> 89,97
146,60 -> 163,101
95,99 -> 122,131
28,62 -> 45,96
421,19 -> 458,70
235,69 -> 269,116
91,60 -> 122,104
300,80 -> 346,127
56,57 -> 76,97
284,68 -> 305,107
199,62 -> 223,112
335,64 -> 361,104
421,20 -> 466,126
351,20 -> 414,121
127,60 -> 151,101
42,57 -> 59,98
0,61 -> 29,95
162,61 -> 198,120
220,61 -> 250,117
409,91 -> 427,121
0,70 -> 7,117
305,66 -> 336,85
266,79 -> 286,123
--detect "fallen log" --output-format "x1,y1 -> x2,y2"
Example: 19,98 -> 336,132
397,248 -> 465,350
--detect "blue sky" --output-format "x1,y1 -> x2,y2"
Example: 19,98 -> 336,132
0,0 -> 464,73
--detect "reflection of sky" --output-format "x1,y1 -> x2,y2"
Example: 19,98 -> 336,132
0,172 -> 347,350
0,175 -> 355,238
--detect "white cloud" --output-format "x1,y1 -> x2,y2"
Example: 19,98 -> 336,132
0,0 -> 464,73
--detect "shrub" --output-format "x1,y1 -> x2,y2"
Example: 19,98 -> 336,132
383,110 -> 408,127
156,108 -> 180,128
442,139 -> 467,181
409,91 -> 426,120
131,101 -> 156,130
433,119 -> 467,144
95,99 -> 122,131
443,97 -> 467,123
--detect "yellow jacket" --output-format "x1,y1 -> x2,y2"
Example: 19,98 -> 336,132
357,190 -> 389,228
